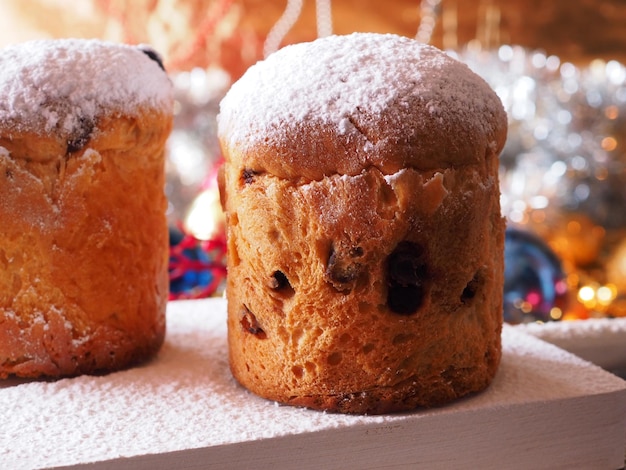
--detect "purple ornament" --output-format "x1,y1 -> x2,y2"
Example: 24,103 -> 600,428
504,228 -> 568,323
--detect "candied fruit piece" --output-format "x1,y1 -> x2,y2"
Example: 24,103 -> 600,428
240,306 -> 266,339
138,45 -> 165,71
325,244 -> 363,293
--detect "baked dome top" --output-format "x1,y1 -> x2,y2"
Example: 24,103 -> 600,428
0,39 -> 172,138
218,33 -> 507,181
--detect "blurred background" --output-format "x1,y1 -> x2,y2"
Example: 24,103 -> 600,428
2,0 -> 626,323
1,0 -> 625,76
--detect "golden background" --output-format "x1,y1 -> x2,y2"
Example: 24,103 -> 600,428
0,0 -> 625,78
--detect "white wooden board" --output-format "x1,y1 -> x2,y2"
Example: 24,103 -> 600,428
1,298 -> 625,470
516,316 -> 626,377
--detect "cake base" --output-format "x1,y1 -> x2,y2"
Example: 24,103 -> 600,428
1,298 -> 624,469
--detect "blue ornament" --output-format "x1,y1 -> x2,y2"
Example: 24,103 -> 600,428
169,225 -> 214,299
504,228 -> 568,323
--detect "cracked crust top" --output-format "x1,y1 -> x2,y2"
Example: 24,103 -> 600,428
0,39 -> 172,141
218,32 -> 507,182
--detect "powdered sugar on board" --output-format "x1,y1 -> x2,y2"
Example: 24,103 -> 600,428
0,39 -> 172,137
515,317 -> 626,374
1,298 -> 625,469
218,33 -> 505,156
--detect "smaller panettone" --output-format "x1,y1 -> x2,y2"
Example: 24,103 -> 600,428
0,39 -> 173,378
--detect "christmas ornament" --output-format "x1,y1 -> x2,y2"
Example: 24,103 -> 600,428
169,225 -> 226,300
504,228 -> 568,324
607,237 -> 626,293
184,163 -> 226,241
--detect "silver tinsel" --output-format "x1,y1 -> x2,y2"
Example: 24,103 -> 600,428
454,44 -> 626,231
165,67 -> 230,228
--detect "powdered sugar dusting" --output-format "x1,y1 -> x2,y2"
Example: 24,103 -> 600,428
1,299 -> 624,468
0,39 -> 172,137
218,33 -> 504,157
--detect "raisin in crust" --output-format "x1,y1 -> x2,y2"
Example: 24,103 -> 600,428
218,33 -> 507,414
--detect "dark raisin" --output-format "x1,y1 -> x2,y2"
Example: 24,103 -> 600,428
386,241 -> 427,315
241,168 -> 258,184
240,306 -> 266,339
268,270 -> 295,298
66,136 -> 88,154
268,270 -> 294,293
325,244 -> 362,293
138,46 -> 165,71
66,118 -> 94,154
387,284 -> 424,315
350,246 -> 364,257
387,242 -> 425,285
461,271 -> 484,304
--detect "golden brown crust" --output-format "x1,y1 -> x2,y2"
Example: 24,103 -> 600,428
217,34 -> 508,183
0,108 -> 171,378
224,167 -> 504,414
223,101 -> 507,184
219,33 -> 506,414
